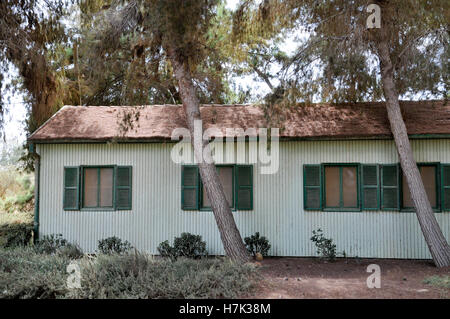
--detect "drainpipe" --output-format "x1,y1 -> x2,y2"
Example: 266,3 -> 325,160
29,142 -> 40,241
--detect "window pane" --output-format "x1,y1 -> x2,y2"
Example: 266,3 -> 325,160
403,166 -> 436,208
84,168 -> 98,207
342,167 -> 357,207
202,167 -> 233,208
325,166 -> 340,207
402,174 -> 413,207
421,166 -> 436,207
100,168 -> 113,207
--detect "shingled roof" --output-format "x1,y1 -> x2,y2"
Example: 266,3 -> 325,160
28,100 -> 450,142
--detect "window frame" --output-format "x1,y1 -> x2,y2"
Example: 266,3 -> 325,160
400,162 -> 440,212
322,163 -> 361,212
80,165 -> 116,211
200,165 -> 235,210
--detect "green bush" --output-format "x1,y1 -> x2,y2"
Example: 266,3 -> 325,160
310,228 -> 338,261
0,221 -> 33,247
97,236 -> 132,254
157,232 -> 207,261
0,247 -> 70,298
72,253 -> 258,299
244,232 -> 271,257
0,247 -> 258,299
34,234 -> 68,254
57,243 -> 84,259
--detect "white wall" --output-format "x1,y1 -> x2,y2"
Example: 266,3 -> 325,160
37,139 -> 450,258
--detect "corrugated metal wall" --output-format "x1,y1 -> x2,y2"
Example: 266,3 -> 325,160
37,139 -> 450,259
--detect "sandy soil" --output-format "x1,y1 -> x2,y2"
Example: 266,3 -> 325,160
249,257 -> 450,299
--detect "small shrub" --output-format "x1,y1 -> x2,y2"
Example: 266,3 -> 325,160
97,236 -> 132,254
35,234 -> 68,254
57,243 -> 84,259
244,232 -> 271,257
0,221 -> 33,247
157,232 -> 207,261
157,240 -> 178,261
310,228 -> 338,261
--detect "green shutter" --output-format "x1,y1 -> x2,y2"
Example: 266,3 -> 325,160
115,166 -> 132,210
442,164 -> 450,211
182,166 -> 199,210
63,167 -> 79,210
236,165 -> 253,210
362,164 -> 379,210
381,164 -> 400,210
304,165 -> 322,210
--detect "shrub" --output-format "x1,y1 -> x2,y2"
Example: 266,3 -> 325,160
0,247 -> 70,298
157,232 -> 207,261
34,234 -> 68,254
0,221 -> 33,248
71,253 -> 258,299
310,228 -> 337,261
244,232 -> 271,257
57,243 -> 84,259
97,236 -> 132,254
423,275 -> 450,289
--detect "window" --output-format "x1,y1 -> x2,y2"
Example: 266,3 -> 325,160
63,166 -> 132,211
402,164 -> 438,209
202,166 -> 234,208
304,162 -> 449,212
324,165 -> 359,210
181,165 -> 253,210
83,167 -> 114,208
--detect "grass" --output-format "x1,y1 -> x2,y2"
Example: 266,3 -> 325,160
423,275 -> 450,289
0,247 -> 259,299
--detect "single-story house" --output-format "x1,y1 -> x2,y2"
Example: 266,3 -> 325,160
28,100 -> 450,259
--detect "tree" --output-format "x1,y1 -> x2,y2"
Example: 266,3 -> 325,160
235,0 -> 450,266
86,0 -> 250,263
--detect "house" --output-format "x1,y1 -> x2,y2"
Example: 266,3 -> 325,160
28,100 -> 450,259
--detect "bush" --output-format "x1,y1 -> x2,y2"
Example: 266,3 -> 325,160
0,221 -> 33,248
34,234 -> 68,254
57,243 -> 84,259
310,228 -> 337,261
0,247 -> 70,298
71,253 -> 258,299
244,232 -> 271,257
157,233 -> 207,261
97,236 -> 132,254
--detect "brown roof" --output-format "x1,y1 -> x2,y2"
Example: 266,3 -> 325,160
28,100 -> 450,142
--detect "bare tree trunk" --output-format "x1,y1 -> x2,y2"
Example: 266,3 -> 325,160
375,38 -> 450,267
167,48 -> 250,264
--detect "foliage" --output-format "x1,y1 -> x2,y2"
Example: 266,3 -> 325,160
157,232 -> 208,261
310,228 -> 337,262
244,232 -> 271,257
0,168 -> 34,213
57,243 -> 84,260
34,234 -> 68,254
0,247 -> 258,299
0,220 -> 33,248
71,253 -> 257,299
97,236 -> 132,255
0,247 -> 70,299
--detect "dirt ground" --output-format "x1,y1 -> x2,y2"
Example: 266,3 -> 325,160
249,257 -> 450,299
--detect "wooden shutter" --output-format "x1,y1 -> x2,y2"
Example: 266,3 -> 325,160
181,166 -> 199,210
115,166 -> 132,210
381,164 -> 400,210
442,164 -> 450,211
63,167 -> 79,210
236,165 -> 253,210
304,165 -> 322,210
362,164 -> 379,210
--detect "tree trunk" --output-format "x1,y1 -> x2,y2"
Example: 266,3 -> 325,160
375,37 -> 450,267
167,47 -> 250,264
